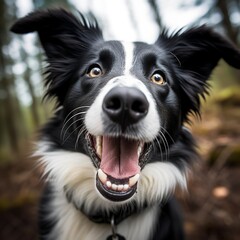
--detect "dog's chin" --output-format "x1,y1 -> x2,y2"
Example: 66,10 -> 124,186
86,134 -> 152,202
96,176 -> 137,202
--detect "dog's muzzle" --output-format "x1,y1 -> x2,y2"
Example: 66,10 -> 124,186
86,86 -> 153,202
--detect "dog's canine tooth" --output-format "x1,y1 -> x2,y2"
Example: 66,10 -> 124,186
129,174 -> 140,187
137,142 -> 144,157
96,136 -> 102,157
98,169 -> 107,184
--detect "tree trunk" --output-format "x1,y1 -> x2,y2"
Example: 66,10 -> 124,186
148,0 -> 163,30
0,0 -> 22,156
217,0 -> 238,45
25,70 -> 40,128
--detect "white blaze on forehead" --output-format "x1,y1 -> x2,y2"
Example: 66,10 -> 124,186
121,41 -> 135,75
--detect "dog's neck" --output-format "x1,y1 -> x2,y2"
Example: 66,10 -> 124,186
79,201 -> 150,225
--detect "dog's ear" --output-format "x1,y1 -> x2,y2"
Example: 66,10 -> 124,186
157,26 -> 240,117
11,9 -> 103,103
159,26 -> 240,78
11,8 -> 103,59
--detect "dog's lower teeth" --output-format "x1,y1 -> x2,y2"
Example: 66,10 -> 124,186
109,183 -> 129,192
98,169 -> 139,192
105,179 -> 130,192
123,184 -> 129,191
117,184 -> 124,191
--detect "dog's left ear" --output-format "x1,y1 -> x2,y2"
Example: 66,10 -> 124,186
158,26 -> 240,116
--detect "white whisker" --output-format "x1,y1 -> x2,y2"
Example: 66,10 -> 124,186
160,127 -> 175,144
62,118 -> 86,144
75,126 -> 88,149
60,106 -> 89,139
159,131 -> 170,162
61,112 -> 87,141
154,137 -> 163,161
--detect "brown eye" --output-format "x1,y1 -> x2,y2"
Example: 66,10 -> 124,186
88,66 -> 103,78
150,72 -> 166,85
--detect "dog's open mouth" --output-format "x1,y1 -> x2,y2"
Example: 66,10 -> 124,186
87,134 -> 151,202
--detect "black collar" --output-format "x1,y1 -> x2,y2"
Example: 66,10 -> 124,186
79,201 -> 149,225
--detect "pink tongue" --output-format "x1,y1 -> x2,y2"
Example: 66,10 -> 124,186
100,136 -> 140,179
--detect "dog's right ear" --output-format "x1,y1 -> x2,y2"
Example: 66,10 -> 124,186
11,9 -> 103,59
11,9 -> 103,103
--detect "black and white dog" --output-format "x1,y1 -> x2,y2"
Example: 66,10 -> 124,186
11,9 -> 240,240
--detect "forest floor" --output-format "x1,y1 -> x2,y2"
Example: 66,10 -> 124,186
0,100 -> 240,240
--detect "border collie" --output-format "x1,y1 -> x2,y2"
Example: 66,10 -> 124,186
11,9 -> 240,240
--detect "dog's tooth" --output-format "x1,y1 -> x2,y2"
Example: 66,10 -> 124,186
123,184 -> 129,191
129,174 -> 140,187
98,169 -> 107,184
112,184 -> 117,191
137,146 -> 142,157
117,184 -> 124,191
137,142 -> 144,157
106,181 -> 112,188
96,136 -> 102,157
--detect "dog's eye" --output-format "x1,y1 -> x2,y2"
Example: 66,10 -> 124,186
150,72 -> 166,85
87,65 -> 103,78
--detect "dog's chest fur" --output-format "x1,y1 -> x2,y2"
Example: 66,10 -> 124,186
48,190 -> 158,240
38,147 -> 185,240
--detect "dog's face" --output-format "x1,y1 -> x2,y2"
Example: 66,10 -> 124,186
73,40 -> 181,201
11,9 -> 240,206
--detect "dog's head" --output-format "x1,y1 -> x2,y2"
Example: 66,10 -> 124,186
11,9 -> 240,206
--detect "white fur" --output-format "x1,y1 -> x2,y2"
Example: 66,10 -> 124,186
36,142 -> 187,210
138,162 -> 187,204
36,142 -> 187,236
49,189 -> 159,240
122,41 -> 135,75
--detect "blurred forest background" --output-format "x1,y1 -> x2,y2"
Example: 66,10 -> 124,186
0,0 -> 240,239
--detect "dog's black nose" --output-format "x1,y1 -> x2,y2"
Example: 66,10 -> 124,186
102,87 -> 149,130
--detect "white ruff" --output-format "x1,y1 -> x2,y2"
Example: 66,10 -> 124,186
49,190 -> 159,240
36,142 -> 187,239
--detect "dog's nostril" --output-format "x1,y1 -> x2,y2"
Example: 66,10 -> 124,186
132,100 -> 148,114
105,97 -> 121,111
